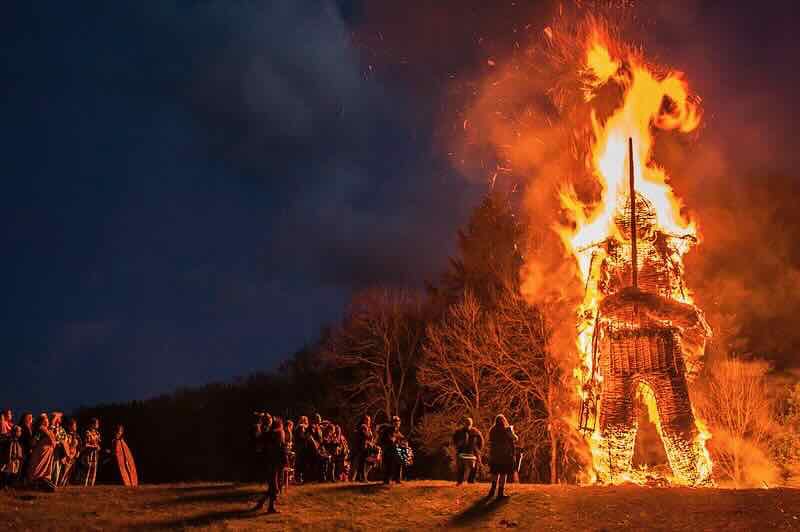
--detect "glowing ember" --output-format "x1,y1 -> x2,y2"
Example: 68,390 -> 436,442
560,29 -> 713,486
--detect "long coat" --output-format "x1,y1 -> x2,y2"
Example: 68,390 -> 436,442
26,429 -> 55,484
488,425 -> 518,475
113,437 -> 139,487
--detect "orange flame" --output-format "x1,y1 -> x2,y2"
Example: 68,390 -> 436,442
559,30 -> 712,485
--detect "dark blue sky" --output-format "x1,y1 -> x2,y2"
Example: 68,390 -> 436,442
3,1 -> 799,413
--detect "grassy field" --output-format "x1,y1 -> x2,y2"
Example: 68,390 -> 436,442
2,480 -> 799,531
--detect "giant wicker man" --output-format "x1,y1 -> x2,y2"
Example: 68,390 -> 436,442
581,139 -> 711,485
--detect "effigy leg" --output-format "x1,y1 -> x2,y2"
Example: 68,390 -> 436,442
646,370 -> 708,485
598,373 -> 637,482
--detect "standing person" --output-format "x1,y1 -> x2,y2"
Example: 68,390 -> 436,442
1,425 -> 23,487
49,412 -> 66,485
487,414 -> 518,499
0,409 -> 11,487
379,416 -> 404,485
308,414 -> 324,447
254,418 -> 287,515
453,417 -> 484,485
334,425 -> 349,482
18,413 -> 34,478
322,424 -> 339,482
350,415 -> 374,482
284,420 -> 294,451
0,409 -> 12,436
112,425 -> 138,487
283,420 -> 295,487
77,418 -> 102,486
58,419 -> 81,487
292,417 -> 309,484
26,414 -> 56,491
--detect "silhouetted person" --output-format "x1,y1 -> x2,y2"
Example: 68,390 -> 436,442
487,414 -> 517,498
453,417 -> 483,485
379,416 -> 404,485
293,416 -> 309,484
255,419 -> 287,514
351,415 -> 374,482
18,413 -> 34,477
0,409 -> 11,487
1,425 -> 23,487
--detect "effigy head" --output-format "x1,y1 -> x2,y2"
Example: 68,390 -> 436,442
615,193 -> 656,241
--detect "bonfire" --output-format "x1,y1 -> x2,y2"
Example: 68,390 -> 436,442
558,29 -> 713,486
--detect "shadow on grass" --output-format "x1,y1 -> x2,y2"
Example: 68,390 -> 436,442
163,484 -> 238,494
449,496 -> 510,527
135,508 -> 264,530
325,482 -> 388,494
154,488 -> 263,506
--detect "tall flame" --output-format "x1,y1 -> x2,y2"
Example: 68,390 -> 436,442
559,30 -> 711,485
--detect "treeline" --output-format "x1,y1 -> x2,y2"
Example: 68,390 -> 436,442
74,190 -> 800,486
76,191 -> 576,483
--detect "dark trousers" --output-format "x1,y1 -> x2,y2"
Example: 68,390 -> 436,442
353,453 -> 368,481
264,467 -> 280,505
382,448 -> 401,483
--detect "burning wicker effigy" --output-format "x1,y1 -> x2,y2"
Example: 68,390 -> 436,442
584,191 -> 712,485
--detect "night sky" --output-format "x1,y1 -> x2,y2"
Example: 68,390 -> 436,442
3,1 -> 799,414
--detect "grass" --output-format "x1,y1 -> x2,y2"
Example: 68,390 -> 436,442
2,480 -> 799,531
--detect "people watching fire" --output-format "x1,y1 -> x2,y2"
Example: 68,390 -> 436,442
350,415 -> 375,482
487,414 -> 518,498
249,411 -> 418,494
0,410 -> 137,490
453,417 -> 484,485
379,416 -> 408,485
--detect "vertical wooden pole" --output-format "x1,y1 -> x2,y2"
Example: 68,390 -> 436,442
628,137 -> 638,289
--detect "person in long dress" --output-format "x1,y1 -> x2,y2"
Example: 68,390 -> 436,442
26,414 -> 56,490
112,425 -> 138,487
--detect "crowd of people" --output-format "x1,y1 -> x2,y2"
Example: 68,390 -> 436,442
250,412 -> 414,513
250,411 -> 522,513
0,408 -> 138,491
